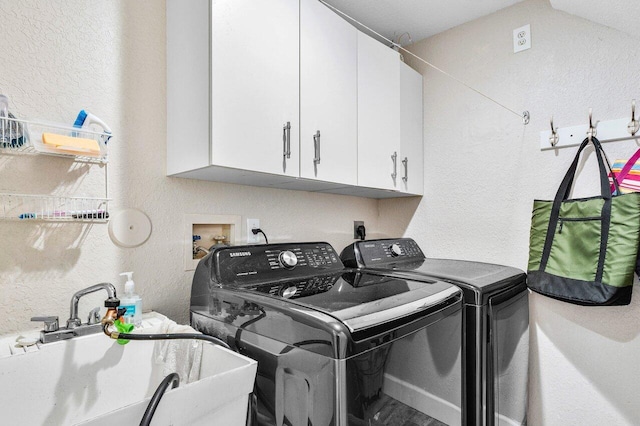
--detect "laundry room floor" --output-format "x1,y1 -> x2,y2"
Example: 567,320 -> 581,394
364,394 -> 447,426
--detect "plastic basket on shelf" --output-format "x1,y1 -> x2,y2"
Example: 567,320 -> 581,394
1,116 -> 111,162
0,193 -> 110,222
29,119 -> 111,161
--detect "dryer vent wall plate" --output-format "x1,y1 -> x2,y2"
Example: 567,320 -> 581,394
108,208 -> 152,248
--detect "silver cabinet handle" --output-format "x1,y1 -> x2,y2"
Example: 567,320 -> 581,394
402,157 -> 408,183
313,130 -> 321,165
283,122 -> 291,159
391,151 -> 398,180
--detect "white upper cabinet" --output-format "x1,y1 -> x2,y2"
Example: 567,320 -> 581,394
399,61 -> 424,195
357,31 -> 401,191
167,0 -> 423,198
167,0 -> 300,178
300,0 -> 357,185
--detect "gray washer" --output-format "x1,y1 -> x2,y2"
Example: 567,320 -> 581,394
191,241 -> 464,426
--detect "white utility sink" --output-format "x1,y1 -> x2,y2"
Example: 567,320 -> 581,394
0,313 -> 257,426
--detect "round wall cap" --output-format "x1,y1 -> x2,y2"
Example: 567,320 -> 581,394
108,208 -> 152,248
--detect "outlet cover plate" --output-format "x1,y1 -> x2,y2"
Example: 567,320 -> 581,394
353,221 -> 364,239
513,24 -> 531,53
247,218 -> 260,244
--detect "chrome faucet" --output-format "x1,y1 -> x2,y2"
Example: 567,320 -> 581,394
31,283 -> 120,344
67,282 -> 119,329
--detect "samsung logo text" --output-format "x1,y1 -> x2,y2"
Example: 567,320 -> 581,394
230,252 -> 252,257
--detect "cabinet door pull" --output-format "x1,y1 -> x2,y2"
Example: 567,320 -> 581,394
283,122 -> 291,159
402,157 -> 408,183
391,151 -> 398,180
313,130 -> 321,165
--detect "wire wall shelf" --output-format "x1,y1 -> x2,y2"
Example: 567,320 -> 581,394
0,116 -> 111,163
0,194 -> 110,222
1,114 -> 112,223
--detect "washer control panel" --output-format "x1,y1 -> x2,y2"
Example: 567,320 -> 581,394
213,242 -> 343,285
341,238 -> 425,267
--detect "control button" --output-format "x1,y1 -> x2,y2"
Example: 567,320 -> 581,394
279,250 -> 298,269
390,243 -> 403,257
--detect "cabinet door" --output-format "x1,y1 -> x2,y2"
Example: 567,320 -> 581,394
357,31 -> 401,190
300,0 -> 357,185
400,62 -> 424,195
210,0 -> 300,177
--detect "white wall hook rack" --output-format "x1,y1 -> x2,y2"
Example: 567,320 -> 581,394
628,100 -> 639,136
549,116 -> 559,147
540,116 -> 640,150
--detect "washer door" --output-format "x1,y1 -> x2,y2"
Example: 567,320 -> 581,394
344,305 -> 463,426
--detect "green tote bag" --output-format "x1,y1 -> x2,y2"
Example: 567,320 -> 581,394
527,137 -> 640,305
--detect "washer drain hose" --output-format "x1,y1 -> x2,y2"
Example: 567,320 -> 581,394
108,331 -> 231,350
140,372 -> 180,426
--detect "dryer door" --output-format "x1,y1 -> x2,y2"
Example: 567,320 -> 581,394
489,290 -> 529,426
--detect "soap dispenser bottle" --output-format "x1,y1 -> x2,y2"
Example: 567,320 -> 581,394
119,271 -> 142,327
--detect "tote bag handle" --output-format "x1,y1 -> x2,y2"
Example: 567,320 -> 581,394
609,147 -> 640,193
555,137 -> 615,202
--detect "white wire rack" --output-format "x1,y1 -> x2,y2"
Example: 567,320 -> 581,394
1,115 -> 112,223
0,194 -> 110,222
0,116 -> 110,163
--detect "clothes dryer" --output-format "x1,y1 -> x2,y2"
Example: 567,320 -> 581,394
341,238 -> 529,426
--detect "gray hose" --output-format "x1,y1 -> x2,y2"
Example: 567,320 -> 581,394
114,332 -> 230,349
140,372 -> 180,426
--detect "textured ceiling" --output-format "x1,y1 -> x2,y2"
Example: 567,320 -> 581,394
549,0 -> 640,39
321,0 -> 526,45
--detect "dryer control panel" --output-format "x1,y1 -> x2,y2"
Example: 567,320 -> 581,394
210,242 -> 343,285
340,238 -> 426,267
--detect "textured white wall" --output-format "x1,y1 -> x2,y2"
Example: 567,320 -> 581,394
5,1 -> 640,424
0,1 -> 380,333
550,0 -> 640,40
379,0 -> 640,424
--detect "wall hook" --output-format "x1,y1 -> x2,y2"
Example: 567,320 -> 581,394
549,116 -> 559,147
586,108 -> 598,141
628,99 -> 639,136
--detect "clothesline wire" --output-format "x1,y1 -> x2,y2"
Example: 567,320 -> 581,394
318,0 -> 530,124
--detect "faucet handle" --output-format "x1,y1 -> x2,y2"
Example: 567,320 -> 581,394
31,316 -> 59,332
87,307 -> 101,325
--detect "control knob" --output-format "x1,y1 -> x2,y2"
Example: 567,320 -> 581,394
279,250 -> 298,269
389,243 -> 403,257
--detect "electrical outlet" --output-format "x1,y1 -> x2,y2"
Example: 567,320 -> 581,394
247,218 -> 260,243
353,221 -> 364,239
513,24 -> 531,53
